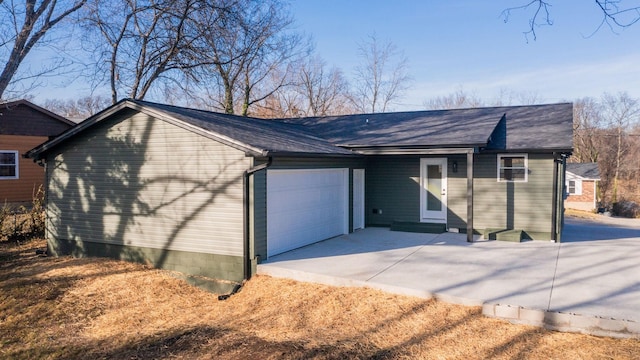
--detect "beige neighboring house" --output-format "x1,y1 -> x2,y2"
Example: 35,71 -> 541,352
565,163 -> 600,212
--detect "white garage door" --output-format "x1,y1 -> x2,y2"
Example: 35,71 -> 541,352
267,168 -> 348,257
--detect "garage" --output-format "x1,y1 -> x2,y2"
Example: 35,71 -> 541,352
267,168 -> 349,257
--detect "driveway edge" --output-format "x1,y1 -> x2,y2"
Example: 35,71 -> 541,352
483,303 -> 640,339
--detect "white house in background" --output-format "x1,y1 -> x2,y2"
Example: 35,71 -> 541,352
565,163 -> 600,212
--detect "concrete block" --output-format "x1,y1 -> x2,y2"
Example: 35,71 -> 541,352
625,320 -> 640,335
494,304 -> 519,319
544,312 -> 573,327
566,314 -> 597,330
518,307 -> 545,325
482,303 -> 496,317
596,318 -> 628,332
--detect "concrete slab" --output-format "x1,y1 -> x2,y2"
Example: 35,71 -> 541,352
549,220 -> 640,322
258,217 -> 640,338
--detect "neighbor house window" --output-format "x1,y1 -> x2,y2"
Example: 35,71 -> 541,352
0,151 -> 19,179
566,179 -> 582,195
497,154 -> 527,182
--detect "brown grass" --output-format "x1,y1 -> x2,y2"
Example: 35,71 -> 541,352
565,208 -> 601,220
1,239 -> 639,359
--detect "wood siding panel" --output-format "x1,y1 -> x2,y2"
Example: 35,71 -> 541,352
46,112 -> 250,257
0,135 -> 48,203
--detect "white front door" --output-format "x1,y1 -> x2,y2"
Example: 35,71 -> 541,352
420,158 -> 447,223
353,169 -> 365,230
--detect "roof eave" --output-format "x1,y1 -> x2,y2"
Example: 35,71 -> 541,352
26,99 -> 269,160
264,150 -> 360,158
480,148 -> 573,154
350,146 -> 479,155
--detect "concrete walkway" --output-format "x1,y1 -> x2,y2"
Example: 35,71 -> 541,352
258,216 -> 640,338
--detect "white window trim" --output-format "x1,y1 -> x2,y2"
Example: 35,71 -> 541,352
566,179 -> 583,196
497,153 -> 528,183
0,150 -> 19,180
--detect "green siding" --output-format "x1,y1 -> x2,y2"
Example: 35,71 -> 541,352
445,154 -> 468,230
365,156 -> 421,226
48,238 -> 244,282
265,156 -> 365,169
472,153 -> 554,238
366,153 -> 556,239
45,111 -> 251,280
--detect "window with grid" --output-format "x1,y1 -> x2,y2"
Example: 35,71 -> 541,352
497,154 -> 527,182
0,151 -> 19,179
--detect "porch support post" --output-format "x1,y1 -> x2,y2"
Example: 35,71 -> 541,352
466,150 -> 474,242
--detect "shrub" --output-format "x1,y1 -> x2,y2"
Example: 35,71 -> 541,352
611,200 -> 640,218
0,186 -> 45,242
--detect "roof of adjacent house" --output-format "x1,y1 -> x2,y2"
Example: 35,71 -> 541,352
274,103 -> 574,151
566,162 -> 601,180
0,99 -> 75,136
26,99 -> 574,160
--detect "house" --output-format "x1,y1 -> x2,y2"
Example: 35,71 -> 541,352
565,162 -> 600,212
1,99 -> 75,206
26,99 -> 573,283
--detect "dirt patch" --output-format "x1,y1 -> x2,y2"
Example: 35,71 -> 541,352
1,239 -> 638,359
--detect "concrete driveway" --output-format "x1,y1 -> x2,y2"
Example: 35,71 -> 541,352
258,216 -> 640,338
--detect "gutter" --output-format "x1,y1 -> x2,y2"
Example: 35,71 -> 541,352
243,157 -> 272,279
551,153 -> 568,242
220,156 -> 272,301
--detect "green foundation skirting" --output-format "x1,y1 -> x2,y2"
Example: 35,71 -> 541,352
390,221 -> 447,234
484,228 -> 524,242
48,238 -> 245,285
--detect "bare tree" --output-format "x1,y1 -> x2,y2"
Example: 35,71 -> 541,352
571,97 -> 603,163
0,0 -> 87,99
251,77 -> 303,118
600,92 -> 640,203
84,0 -> 204,103
502,1 -> 640,41
193,0 -> 307,116
491,88 -> 541,106
351,33 -> 411,113
296,56 -> 351,116
42,95 -> 110,119
424,89 -> 484,110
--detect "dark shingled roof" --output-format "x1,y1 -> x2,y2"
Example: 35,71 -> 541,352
134,100 -> 355,156
27,100 -> 574,160
275,103 -> 574,151
0,99 -> 74,136
566,163 -> 601,179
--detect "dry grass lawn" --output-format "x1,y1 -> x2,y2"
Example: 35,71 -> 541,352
1,239 -> 639,359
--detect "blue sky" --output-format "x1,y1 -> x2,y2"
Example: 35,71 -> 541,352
290,1 -> 640,110
26,1 -> 640,111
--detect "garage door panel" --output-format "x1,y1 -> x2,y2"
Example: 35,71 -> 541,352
267,169 -> 347,257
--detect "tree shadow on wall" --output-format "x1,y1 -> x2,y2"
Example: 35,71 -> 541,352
48,113 -> 244,277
